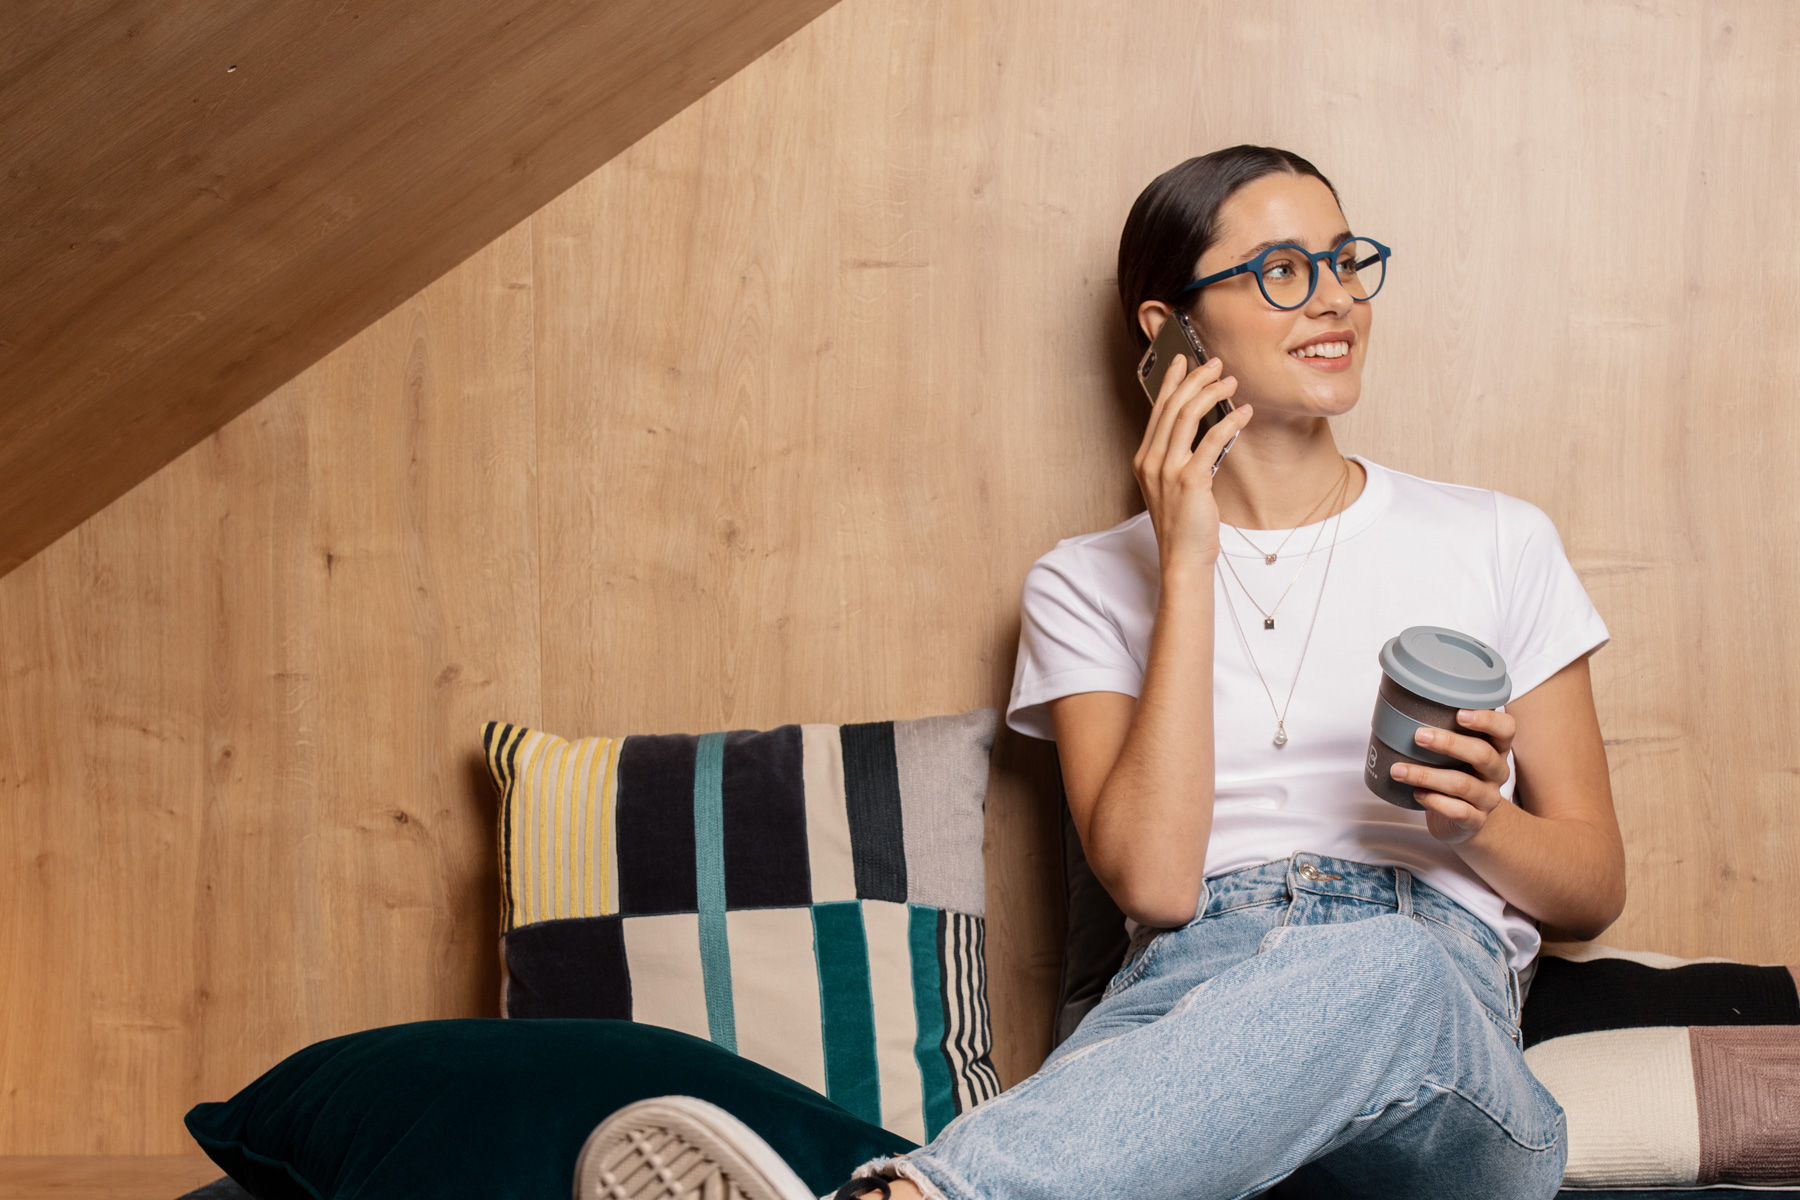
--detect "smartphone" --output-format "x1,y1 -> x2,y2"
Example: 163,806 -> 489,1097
1136,310 -> 1237,472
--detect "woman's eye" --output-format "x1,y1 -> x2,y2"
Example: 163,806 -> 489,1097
1265,262 -> 1295,280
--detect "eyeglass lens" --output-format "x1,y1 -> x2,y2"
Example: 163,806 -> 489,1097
1258,238 -> 1385,309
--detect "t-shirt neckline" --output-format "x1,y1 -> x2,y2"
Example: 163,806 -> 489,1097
1217,454 -> 1392,559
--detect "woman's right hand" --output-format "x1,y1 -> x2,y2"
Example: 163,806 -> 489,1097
1132,353 -> 1253,572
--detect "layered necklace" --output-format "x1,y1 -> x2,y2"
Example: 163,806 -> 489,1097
1229,469 -> 1344,564
1217,461 -> 1351,747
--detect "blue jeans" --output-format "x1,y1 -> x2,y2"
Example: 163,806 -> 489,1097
875,852 -> 1566,1200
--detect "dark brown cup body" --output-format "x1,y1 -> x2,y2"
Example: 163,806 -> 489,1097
1363,675 -> 1496,809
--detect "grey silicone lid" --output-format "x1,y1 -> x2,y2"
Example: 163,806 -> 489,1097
1378,626 -> 1511,709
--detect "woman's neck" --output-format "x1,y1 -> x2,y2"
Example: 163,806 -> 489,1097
1210,417 -> 1365,530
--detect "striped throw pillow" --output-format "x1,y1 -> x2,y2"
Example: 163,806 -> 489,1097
479,708 -> 1001,1143
1523,942 -> 1800,1190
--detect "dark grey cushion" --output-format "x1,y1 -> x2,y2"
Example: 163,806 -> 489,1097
1053,784 -> 1129,1047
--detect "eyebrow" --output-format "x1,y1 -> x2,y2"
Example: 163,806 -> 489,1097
1236,231 -> 1355,261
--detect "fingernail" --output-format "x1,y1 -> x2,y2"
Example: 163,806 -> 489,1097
1457,710 -> 1473,723
1415,729 -> 1433,746
1391,764 -> 1409,780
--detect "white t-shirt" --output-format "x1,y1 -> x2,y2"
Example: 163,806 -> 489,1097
1006,455 -> 1609,969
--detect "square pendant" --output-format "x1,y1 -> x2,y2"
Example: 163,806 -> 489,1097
1265,554 -> 1277,564
1264,617 -> 1275,630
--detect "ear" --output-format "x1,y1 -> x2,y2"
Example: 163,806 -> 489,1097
1137,300 -> 1171,346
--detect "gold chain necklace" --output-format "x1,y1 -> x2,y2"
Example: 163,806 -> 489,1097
1217,464 -> 1348,631
1229,464 -> 1348,564
1217,474 -> 1349,747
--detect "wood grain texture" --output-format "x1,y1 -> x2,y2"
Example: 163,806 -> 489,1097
2,0 -> 1798,1155
0,1156 -> 220,1200
0,0 -> 841,578
0,225 -> 540,1151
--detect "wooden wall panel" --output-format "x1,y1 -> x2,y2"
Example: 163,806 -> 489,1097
0,226 -> 540,1151
0,0 -> 840,579
531,21 -> 1072,1089
3,0 -> 1798,1155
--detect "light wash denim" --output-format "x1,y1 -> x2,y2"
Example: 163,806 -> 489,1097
866,851 -> 1566,1200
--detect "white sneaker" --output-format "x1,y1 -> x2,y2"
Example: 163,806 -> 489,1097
573,1096 -> 819,1200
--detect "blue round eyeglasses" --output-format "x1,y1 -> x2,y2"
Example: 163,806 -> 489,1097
1178,237 -> 1392,311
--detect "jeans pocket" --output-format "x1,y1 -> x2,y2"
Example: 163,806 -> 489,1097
1422,915 -> 1518,1038
1101,925 -> 1162,1000
1503,964 -> 1524,1042
1100,881 -> 1210,1002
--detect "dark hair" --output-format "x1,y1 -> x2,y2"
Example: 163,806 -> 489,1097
1117,145 -> 1340,349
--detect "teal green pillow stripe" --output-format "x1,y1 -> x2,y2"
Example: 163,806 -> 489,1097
815,900 -> 882,1124
909,903 -> 958,1136
186,1019 -> 915,1200
693,731 -> 737,1053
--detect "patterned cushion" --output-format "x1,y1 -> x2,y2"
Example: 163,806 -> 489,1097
479,708 -> 1001,1143
1524,943 -> 1800,1190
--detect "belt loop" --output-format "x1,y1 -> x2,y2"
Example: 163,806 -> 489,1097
1394,867 -> 1414,919
1280,853 -> 1300,928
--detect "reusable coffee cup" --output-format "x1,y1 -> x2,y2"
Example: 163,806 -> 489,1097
1364,626 -> 1511,810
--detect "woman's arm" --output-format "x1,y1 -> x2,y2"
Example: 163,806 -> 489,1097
1045,353 -> 1251,928
1395,654 -> 1626,939
1048,559 -> 1218,927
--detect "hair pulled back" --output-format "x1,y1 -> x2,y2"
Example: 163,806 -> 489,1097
1117,145 -> 1339,349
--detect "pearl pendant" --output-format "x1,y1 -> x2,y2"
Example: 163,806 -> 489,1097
1273,724 -> 1288,747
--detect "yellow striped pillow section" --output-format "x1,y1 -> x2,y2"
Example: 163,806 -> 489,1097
484,722 -> 622,932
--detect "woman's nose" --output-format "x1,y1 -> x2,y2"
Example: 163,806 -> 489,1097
1309,266 -> 1355,316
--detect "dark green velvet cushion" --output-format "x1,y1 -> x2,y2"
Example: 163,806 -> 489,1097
185,1018 -> 915,1200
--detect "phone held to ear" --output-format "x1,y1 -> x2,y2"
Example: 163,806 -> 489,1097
1136,310 -> 1238,474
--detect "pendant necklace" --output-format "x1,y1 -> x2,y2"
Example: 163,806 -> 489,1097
1218,479 -> 1348,747
1218,463 -> 1348,631
1230,465 -> 1348,564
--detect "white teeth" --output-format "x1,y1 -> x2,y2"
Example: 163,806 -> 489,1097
1291,340 -> 1349,360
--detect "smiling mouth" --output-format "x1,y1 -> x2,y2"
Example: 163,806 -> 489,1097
1289,340 -> 1350,360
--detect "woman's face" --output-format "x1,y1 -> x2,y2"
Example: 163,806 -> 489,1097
1145,173 -> 1372,421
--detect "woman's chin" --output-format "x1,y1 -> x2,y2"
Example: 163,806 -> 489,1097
1248,384 -> 1361,423
1315,387 -> 1362,418
1299,369 -> 1363,416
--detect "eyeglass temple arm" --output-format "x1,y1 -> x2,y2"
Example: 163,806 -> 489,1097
1177,261 -> 1256,298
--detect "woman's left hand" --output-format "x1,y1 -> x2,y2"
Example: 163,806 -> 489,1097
1392,709 -> 1517,845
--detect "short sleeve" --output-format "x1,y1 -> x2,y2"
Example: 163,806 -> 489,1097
1494,493 -> 1610,699
1005,545 -> 1145,740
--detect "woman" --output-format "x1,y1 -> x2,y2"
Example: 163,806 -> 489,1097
584,146 -> 1625,1200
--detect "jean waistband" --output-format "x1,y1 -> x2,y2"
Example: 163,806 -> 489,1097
1200,852 -> 1508,967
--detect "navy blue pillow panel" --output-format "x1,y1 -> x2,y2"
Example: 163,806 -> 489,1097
1552,1193 -> 1800,1199
1524,955 -> 1800,1049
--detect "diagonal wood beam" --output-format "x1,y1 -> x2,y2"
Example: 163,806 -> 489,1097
0,0 -> 839,577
